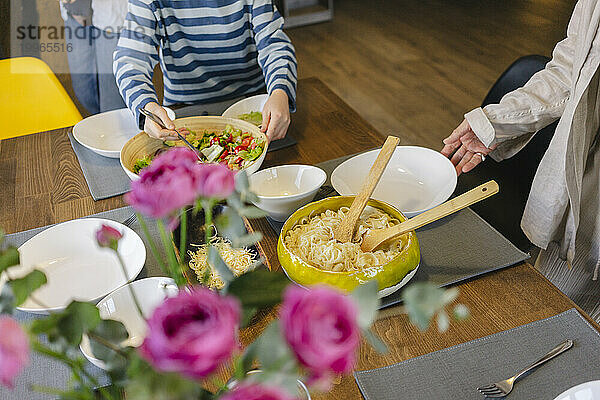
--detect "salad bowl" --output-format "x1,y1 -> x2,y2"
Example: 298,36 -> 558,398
120,116 -> 268,180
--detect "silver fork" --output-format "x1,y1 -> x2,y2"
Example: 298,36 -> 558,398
122,214 -> 137,228
477,339 -> 573,398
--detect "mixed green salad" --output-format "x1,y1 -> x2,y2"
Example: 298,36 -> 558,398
133,125 -> 265,174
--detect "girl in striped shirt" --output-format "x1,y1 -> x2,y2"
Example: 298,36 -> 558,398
114,0 -> 297,141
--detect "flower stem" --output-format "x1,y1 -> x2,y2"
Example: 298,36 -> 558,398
114,250 -> 145,320
87,332 -> 128,357
136,213 -> 169,276
157,219 -> 186,287
179,209 -> 187,267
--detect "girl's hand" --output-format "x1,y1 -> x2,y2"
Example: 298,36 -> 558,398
142,102 -> 179,141
261,89 -> 291,141
441,119 -> 495,175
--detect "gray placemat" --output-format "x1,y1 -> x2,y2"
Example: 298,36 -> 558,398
354,308 -> 600,400
68,131 -> 132,201
267,153 -> 529,309
1,206 -> 165,400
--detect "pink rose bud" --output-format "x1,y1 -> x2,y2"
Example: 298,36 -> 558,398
95,224 -> 123,249
139,288 -> 240,379
221,383 -> 297,400
0,316 -> 29,388
280,286 -> 360,386
196,163 -> 235,199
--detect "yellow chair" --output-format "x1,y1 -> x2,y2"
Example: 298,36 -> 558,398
0,57 -> 82,139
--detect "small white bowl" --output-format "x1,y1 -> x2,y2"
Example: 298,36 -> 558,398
80,277 -> 179,369
249,165 -> 327,222
222,94 -> 269,120
331,146 -> 457,217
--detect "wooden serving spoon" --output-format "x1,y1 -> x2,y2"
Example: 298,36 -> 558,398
333,135 -> 401,243
360,180 -> 499,252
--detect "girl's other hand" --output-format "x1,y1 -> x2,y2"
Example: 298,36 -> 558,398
261,89 -> 291,141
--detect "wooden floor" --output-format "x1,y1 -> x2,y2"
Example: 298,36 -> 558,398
285,0 -> 576,149
44,0 -> 576,149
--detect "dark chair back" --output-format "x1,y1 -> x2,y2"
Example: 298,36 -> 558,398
455,55 -> 556,253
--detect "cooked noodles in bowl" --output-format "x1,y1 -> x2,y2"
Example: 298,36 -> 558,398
277,196 -> 420,295
284,206 -> 409,272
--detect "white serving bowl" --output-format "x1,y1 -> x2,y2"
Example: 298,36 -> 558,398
73,107 -> 175,158
249,165 -> 327,222
222,94 -> 269,120
331,146 -> 457,217
0,218 -> 146,314
80,277 -> 179,369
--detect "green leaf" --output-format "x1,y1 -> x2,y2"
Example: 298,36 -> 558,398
255,321 -> 294,371
238,206 -> 268,219
89,319 -> 129,371
362,328 -> 388,354
227,269 -> 289,308
208,246 -> 234,285
233,232 -> 263,248
241,307 -> 258,328
0,285 -> 15,314
10,269 -> 47,305
235,170 -> 250,193
350,280 -> 380,329
402,282 -> 447,331
57,301 -> 101,346
31,314 -> 60,335
214,207 -> 246,242
453,304 -> 470,321
436,310 -> 449,332
0,247 -> 19,274
402,283 -> 463,332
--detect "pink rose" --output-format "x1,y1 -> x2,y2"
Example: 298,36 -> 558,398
280,286 -> 360,385
139,288 -> 240,379
125,147 -> 236,219
221,383 -> 296,400
196,163 -> 235,199
0,316 -> 29,388
95,224 -> 123,249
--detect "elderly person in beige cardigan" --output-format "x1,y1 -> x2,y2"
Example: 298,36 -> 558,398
442,0 -> 600,321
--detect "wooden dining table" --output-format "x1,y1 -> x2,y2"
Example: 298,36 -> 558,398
1,77 -> 598,399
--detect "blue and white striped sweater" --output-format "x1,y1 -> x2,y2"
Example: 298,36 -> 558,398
114,0 -> 297,125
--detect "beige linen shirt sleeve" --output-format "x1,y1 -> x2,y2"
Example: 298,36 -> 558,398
464,0 -> 582,160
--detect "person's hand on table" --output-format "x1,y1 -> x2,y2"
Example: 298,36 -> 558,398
441,119 -> 495,176
261,89 -> 291,141
143,102 -> 180,141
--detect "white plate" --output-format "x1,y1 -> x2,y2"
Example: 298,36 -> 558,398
222,94 -> 269,120
73,107 -> 176,158
80,277 -> 179,369
0,218 -> 146,314
554,381 -> 600,400
331,146 -> 457,217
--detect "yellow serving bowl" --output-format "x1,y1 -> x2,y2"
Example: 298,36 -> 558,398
277,196 -> 420,295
